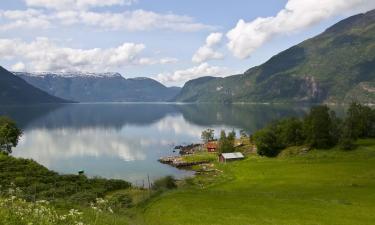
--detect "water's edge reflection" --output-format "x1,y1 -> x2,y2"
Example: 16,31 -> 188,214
0,103 -> 311,183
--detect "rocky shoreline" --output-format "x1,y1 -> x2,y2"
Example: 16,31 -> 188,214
158,156 -> 210,168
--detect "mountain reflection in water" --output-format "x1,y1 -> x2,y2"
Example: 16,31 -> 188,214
0,103 -> 307,183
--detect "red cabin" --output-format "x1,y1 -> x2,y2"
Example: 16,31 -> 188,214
205,142 -> 218,152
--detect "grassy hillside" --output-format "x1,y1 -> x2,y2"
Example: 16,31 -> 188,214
0,153 -> 136,225
0,154 -> 131,205
143,139 -> 375,225
175,10 -> 375,104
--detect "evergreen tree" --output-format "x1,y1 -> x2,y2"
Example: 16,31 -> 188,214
218,130 -> 235,153
345,102 -> 374,138
303,106 -> 337,149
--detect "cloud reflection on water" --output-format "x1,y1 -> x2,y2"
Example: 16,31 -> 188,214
5,103 -> 307,183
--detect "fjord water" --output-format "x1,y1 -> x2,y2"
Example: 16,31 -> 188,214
0,103 -> 308,184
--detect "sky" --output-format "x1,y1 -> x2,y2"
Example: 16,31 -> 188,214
0,0 -> 375,87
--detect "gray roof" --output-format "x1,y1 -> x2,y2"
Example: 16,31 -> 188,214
220,152 -> 244,159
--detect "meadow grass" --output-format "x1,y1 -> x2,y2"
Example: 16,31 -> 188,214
142,139 -> 375,225
182,152 -> 218,163
2,140 -> 375,224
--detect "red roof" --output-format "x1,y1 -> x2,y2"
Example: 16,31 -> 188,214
206,142 -> 217,149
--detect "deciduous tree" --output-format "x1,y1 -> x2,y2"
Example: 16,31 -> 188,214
0,116 -> 22,154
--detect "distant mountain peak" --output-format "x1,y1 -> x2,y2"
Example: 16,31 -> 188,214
129,77 -> 151,81
15,71 -> 181,102
0,66 -> 68,105
13,71 -> 123,78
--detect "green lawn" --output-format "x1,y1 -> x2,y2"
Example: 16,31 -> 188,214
2,140 -> 375,224
142,139 -> 375,225
182,152 -> 218,163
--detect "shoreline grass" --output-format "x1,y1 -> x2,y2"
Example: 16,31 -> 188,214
1,139 -> 375,224
142,139 -> 375,225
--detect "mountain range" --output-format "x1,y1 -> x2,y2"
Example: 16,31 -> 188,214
0,66 -> 67,105
15,72 -> 181,102
174,9 -> 375,104
2,10 -> 375,105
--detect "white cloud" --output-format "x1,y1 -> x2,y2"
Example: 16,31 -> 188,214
160,58 -> 179,64
192,32 -> 224,63
156,63 -> 230,86
0,9 -> 51,31
14,127 -> 147,165
227,0 -> 375,59
57,10 -> 214,32
25,0 -> 137,10
11,62 -> 26,71
138,57 -> 178,65
0,38 -> 176,72
0,9 -> 214,32
206,32 -> 223,47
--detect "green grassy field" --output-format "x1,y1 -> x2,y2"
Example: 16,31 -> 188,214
142,139 -> 375,225
182,152 -> 218,163
2,140 -> 375,224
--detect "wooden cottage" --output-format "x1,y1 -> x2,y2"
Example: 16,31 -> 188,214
205,142 -> 218,153
219,152 -> 245,163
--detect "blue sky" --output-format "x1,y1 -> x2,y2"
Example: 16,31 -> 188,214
0,0 -> 375,86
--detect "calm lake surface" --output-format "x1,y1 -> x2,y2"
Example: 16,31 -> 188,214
0,103 -> 318,184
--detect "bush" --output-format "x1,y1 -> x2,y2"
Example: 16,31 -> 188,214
339,119 -> 356,151
0,155 -> 131,205
303,106 -> 339,149
277,118 -> 305,146
0,195 -> 84,225
109,193 -> 133,209
69,191 -> 98,204
218,130 -> 236,153
152,176 -> 177,191
253,127 -> 283,157
339,137 -> 355,151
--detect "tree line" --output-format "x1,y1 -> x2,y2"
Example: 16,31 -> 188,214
253,103 -> 375,157
201,128 -> 237,153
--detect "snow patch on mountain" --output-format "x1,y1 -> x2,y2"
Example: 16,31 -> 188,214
13,71 -> 123,78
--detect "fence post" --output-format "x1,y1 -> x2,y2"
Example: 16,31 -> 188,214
147,174 -> 151,196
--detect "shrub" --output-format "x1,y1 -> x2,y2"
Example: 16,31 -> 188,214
277,118 -> 305,146
253,127 -> 283,157
69,192 -> 98,204
109,193 -> 133,209
303,106 -> 339,149
152,176 -> 177,191
339,137 -> 355,151
218,130 -> 236,153
0,195 -> 84,225
0,155 -> 131,205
